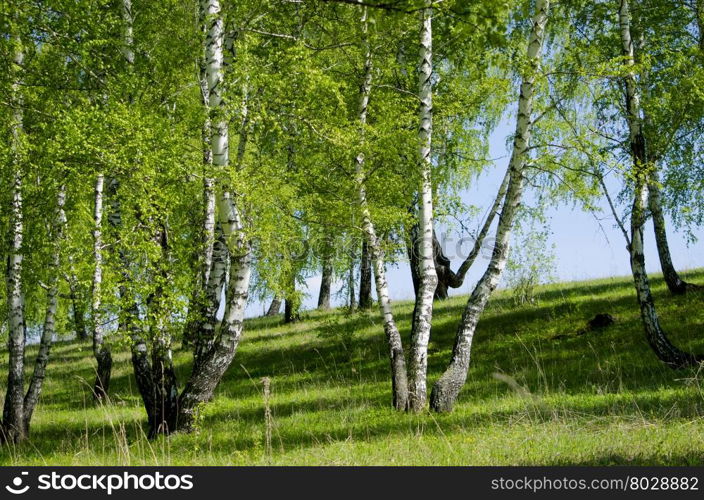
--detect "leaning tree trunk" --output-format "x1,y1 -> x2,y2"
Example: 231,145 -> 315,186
353,7 -> 409,410
647,174 -> 697,294
193,226 -> 228,369
618,0 -> 701,368
358,241 -> 373,310
267,295 -> 282,316
23,185 -> 67,434
407,2 -> 438,412
177,0 -> 253,432
430,0 -> 551,413
91,174 -> 113,401
318,256 -> 333,310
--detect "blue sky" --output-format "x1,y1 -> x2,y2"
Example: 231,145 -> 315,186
245,120 -> 704,317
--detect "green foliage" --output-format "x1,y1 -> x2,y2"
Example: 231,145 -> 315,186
505,217 -> 556,306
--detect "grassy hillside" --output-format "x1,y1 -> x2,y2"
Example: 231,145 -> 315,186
2,270 -> 704,466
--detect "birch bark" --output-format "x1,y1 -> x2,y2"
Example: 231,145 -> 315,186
358,241 -> 373,310
177,0 -> 252,430
647,174 -> 697,294
408,2 -> 439,412
24,185 -> 67,431
353,7 -> 409,410
3,70 -> 26,441
318,256 -> 333,310
91,174 -> 113,401
618,0 -> 701,368
430,0 -> 551,412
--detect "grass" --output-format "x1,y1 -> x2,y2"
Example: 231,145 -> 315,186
2,270 -> 704,465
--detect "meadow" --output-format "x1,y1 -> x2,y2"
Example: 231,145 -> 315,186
2,270 -> 703,466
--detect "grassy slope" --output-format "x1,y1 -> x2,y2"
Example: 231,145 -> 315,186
2,270 -> 704,465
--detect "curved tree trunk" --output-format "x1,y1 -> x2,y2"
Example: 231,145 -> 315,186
618,0 -> 702,368
318,257 -> 332,310
407,2 -> 438,412
193,226 -> 228,369
358,241 -> 373,310
647,174 -> 697,294
348,257 -> 357,310
267,295 -> 282,316
23,185 -> 67,434
176,0 -> 253,432
430,0 -> 551,413
409,169 -> 510,300
354,7 -> 409,410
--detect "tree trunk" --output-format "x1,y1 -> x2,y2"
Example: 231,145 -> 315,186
178,250 -> 251,431
354,7 -> 408,410
24,185 -> 67,433
65,265 -> 89,341
647,174 -> 697,294
348,258 -> 357,310
358,241 -> 373,310
193,226 -> 228,369
430,0 -> 551,413
177,0 -> 252,432
2,28 -> 26,444
183,29 -> 217,350
267,295 -> 282,316
91,174 -> 113,401
409,169 -> 509,300
618,0 -> 702,368
4,172 -> 26,443
284,273 -> 301,323
408,2 -> 438,412
318,257 -> 332,310
147,226 -> 179,438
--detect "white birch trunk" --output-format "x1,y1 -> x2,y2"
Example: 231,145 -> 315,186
354,7 -> 409,410
618,0 -> 701,368
24,185 -> 67,429
91,174 -> 112,400
647,173 -> 695,294
178,0 -> 253,431
3,34 -> 26,443
430,0 -> 551,412
408,3 -> 438,412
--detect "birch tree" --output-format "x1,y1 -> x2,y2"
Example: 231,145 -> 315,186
3,28 -> 27,441
407,1 -> 438,412
353,6 -> 410,410
176,0 -> 253,432
617,0 -> 702,368
430,0 -> 551,413
1,19 -> 69,438
91,174 -> 112,400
